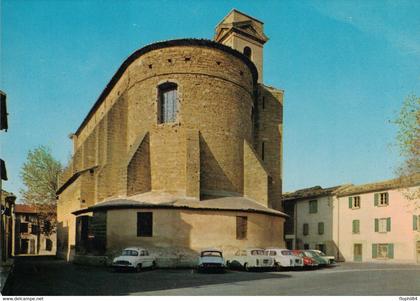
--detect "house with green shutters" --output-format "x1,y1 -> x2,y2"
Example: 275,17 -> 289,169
283,174 -> 420,263
336,175 -> 420,263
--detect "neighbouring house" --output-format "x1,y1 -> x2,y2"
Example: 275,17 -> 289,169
56,9 -> 286,266
336,176 -> 420,264
283,185 -> 350,257
283,174 -> 420,263
13,204 -> 56,256
0,90 -> 13,266
0,191 -> 16,263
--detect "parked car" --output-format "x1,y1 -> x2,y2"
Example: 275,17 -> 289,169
112,247 -> 156,272
226,248 -> 274,271
264,248 -> 304,270
311,249 -> 336,264
291,250 -> 319,268
302,250 -> 329,266
197,249 -> 226,272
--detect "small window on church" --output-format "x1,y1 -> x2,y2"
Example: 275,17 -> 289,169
158,82 -> 178,123
243,46 -> 252,59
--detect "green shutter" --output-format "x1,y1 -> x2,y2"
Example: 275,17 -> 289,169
374,193 -> 379,206
386,192 -> 389,205
318,222 -> 324,234
372,244 -> 378,258
414,215 -> 418,231
388,244 -> 394,259
349,197 -> 353,208
387,217 -> 391,232
356,220 -> 360,233
352,220 -> 356,233
374,218 -> 379,232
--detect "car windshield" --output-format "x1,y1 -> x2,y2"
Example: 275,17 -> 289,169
122,249 -> 139,256
251,250 -> 265,255
317,251 -> 326,256
281,250 -> 291,255
304,251 -> 316,257
201,251 -> 222,257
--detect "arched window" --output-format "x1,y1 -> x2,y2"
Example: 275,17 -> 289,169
243,46 -> 252,59
158,82 -> 178,123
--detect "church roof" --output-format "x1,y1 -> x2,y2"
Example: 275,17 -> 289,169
72,191 -> 288,218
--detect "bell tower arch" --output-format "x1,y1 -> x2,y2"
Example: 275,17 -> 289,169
214,9 -> 269,82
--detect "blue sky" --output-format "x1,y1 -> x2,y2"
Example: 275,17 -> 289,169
1,0 -> 419,197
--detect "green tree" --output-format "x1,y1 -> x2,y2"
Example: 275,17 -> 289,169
20,145 -> 62,235
394,94 -> 420,204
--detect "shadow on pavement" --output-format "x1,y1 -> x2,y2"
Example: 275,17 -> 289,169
6,256 -> 291,296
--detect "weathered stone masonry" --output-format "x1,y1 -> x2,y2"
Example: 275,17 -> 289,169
56,10 -> 285,264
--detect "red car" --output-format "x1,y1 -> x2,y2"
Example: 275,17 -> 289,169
291,250 -> 319,268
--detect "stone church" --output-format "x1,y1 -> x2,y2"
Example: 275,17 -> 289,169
56,9 -> 286,265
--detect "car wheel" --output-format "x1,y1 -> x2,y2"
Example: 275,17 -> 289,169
244,263 -> 250,272
136,263 -> 142,272
226,261 -> 231,269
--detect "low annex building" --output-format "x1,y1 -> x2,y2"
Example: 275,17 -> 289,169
56,10 -> 286,265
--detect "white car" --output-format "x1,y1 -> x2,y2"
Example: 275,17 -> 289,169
265,248 -> 304,269
226,248 -> 274,271
112,247 -> 156,272
311,249 -> 336,264
197,249 -> 226,272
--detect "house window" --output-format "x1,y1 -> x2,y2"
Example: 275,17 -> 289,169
374,192 -> 389,206
309,200 -> 318,213
303,223 -> 309,236
372,243 -> 394,259
236,216 -> 248,240
349,196 -> 360,209
318,222 -> 324,235
243,46 -> 252,59
31,224 -> 39,235
413,215 -> 420,231
303,243 -> 309,250
316,244 -> 326,254
375,217 -> 391,233
158,82 -> 178,123
137,212 -> 153,237
20,222 -> 29,233
352,220 -> 360,234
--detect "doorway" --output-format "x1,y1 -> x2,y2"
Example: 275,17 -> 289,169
354,244 -> 362,262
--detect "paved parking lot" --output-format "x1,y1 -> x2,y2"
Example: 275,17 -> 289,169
3,256 -> 420,296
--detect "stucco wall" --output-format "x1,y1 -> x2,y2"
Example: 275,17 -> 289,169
295,195 -> 336,256
106,208 -> 285,261
57,177 -> 82,260
337,186 -> 420,263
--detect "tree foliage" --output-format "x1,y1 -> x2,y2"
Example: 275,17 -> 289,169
394,94 -> 420,203
20,146 -> 62,235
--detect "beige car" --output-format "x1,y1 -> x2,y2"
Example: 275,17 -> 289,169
226,248 -> 274,271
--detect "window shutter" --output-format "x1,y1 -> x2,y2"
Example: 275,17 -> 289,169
374,193 -> 379,206
386,192 -> 389,205
386,217 -> 391,232
352,220 -> 356,233
414,215 -> 418,231
372,244 -> 378,258
374,218 -> 379,232
356,220 -> 359,233
318,222 -> 324,235
349,197 -> 353,208
388,244 -> 394,259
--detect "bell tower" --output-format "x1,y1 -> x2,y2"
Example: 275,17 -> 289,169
214,9 -> 269,82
